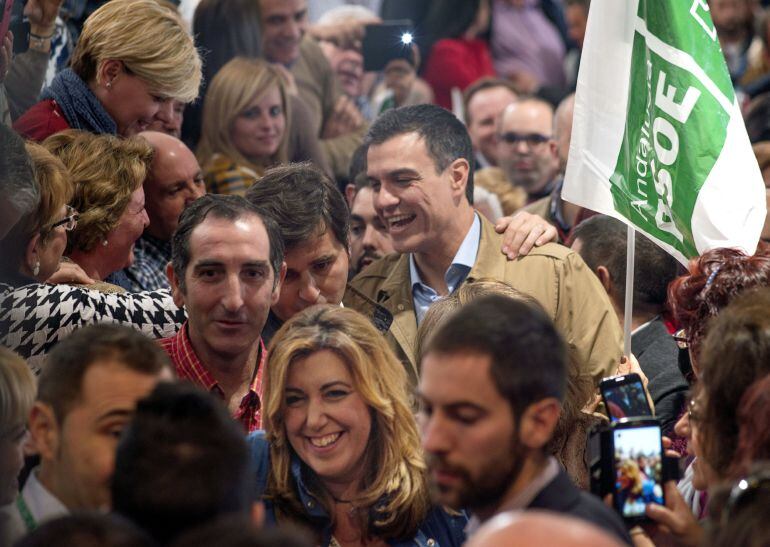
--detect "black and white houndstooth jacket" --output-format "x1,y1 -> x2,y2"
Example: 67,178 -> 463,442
0,282 -> 186,374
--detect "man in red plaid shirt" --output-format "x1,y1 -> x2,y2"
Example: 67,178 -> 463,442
160,195 -> 286,432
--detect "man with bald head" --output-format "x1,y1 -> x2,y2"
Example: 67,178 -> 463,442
124,131 -> 206,292
467,511 -> 625,547
522,94 -> 589,242
497,97 -> 559,203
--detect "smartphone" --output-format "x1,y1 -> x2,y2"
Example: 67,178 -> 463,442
362,20 -> 414,72
0,0 -> 13,45
600,373 -> 653,422
612,419 -> 666,523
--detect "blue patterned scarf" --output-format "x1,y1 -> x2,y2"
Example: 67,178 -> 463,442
40,68 -> 117,134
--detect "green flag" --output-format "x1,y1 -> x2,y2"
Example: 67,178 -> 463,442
564,0 -> 765,264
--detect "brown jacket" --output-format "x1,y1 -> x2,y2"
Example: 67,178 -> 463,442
344,215 -> 623,384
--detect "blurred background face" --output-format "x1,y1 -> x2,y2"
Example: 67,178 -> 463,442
466,86 -> 518,166
565,3 -> 589,50
259,0 -> 308,65
319,41 -> 365,98
709,0 -> 750,39
349,187 -> 394,274
230,86 -> 286,161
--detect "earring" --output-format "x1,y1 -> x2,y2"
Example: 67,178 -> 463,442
102,239 -> 109,246
33,261 -> 40,277
106,80 -> 112,89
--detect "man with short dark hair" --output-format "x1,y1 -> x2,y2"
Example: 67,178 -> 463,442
418,296 -> 630,543
245,162 -> 350,343
348,175 -> 395,275
571,215 -> 687,435
346,104 -> 622,383
463,78 -> 519,170
4,325 -> 172,544
124,131 -> 205,292
162,194 -> 285,432
112,382 -> 258,544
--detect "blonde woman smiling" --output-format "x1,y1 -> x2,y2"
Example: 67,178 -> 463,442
198,58 -> 290,196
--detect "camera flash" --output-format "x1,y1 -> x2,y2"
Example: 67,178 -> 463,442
401,32 -> 413,45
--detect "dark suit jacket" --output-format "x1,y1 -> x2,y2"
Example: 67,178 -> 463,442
633,317 -> 689,435
529,469 -> 632,545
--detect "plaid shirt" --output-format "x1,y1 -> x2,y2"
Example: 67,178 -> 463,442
159,322 -> 266,432
124,234 -> 172,292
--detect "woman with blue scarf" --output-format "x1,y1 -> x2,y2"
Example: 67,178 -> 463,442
14,0 -> 200,142
249,306 -> 466,547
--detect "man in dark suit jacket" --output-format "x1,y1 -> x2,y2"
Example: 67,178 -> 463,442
418,295 -> 631,544
571,215 -> 688,436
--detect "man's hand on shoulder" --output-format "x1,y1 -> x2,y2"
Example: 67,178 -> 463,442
495,211 -> 558,260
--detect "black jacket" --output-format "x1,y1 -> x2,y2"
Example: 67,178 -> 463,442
529,469 -> 632,545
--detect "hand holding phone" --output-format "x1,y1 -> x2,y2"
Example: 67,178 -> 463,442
600,373 -> 653,422
612,419 -> 666,523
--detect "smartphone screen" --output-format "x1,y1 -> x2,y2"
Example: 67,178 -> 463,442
601,374 -> 653,421
613,424 -> 665,520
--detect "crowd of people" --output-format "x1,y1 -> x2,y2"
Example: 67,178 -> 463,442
1,0 -> 770,546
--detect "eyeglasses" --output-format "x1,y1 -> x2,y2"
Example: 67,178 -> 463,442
45,205 -> 79,232
721,471 -> 770,526
498,132 -> 551,148
687,397 -> 702,425
673,329 -> 688,350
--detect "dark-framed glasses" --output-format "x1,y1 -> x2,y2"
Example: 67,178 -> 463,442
498,132 -> 551,147
46,205 -> 79,232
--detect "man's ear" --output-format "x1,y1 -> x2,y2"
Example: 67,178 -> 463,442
28,402 -> 60,463
166,262 -> 186,308
271,262 -> 287,306
448,157 -> 471,200
517,398 -> 561,450
595,265 -> 613,296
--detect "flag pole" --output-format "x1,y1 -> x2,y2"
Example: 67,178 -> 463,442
624,224 -> 635,356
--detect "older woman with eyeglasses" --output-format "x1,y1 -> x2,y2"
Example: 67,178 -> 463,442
0,142 -> 75,286
0,130 -> 184,374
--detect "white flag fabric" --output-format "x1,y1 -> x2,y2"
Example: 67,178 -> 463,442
563,0 -> 766,264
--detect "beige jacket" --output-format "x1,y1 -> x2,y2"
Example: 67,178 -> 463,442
344,215 -> 623,385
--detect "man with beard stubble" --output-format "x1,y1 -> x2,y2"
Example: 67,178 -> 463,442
418,295 -> 631,544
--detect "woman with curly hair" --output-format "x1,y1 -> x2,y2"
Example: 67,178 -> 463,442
43,130 -> 151,286
248,305 -> 466,546
667,243 -> 770,379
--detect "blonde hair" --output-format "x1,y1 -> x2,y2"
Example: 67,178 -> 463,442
197,57 -> 290,177
0,347 -> 36,437
42,130 -> 153,252
263,306 -> 430,540
69,0 -> 201,103
0,143 -> 73,277
24,142 -> 74,239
